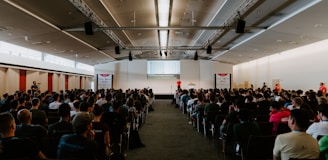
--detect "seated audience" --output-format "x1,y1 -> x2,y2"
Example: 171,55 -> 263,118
57,112 -> 98,160
318,135 -> 328,159
233,109 -> 261,156
306,103 -> 328,139
48,103 -> 73,138
92,105 -> 110,160
0,112 -> 46,159
30,97 -> 48,126
15,109 -> 48,148
269,101 -> 290,135
273,109 -> 319,160
9,99 -> 20,124
48,93 -> 61,110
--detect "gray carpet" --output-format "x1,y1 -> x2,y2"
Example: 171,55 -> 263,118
126,100 -> 225,160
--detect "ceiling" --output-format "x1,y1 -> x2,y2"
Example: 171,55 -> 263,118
0,0 -> 327,65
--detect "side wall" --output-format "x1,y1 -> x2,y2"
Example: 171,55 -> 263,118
0,65 -> 93,95
233,39 -> 328,91
95,60 -> 233,94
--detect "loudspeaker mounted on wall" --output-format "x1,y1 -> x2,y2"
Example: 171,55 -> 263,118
194,51 -> 198,60
236,19 -> 246,33
115,46 -> 120,54
129,51 -> 132,61
84,21 -> 93,35
207,45 -> 212,54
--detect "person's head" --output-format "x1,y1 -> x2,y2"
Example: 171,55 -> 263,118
292,97 -> 303,107
52,93 -> 60,102
31,97 -> 40,107
17,109 -> 32,124
18,97 -> 26,105
321,82 -> 325,86
0,112 -> 16,137
209,94 -> 216,103
58,103 -> 71,117
93,105 -> 104,117
112,99 -> 122,112
10,99 -> 19,110
79,101 -> 93,112
73,101 -> 80,110
238,109 -> 251,122
72,112 -> 93,134
33,81 -> 36,85
318,96 -> 328,105
288,109 -> 310,131
126,97 -> 135,107
317,103 -> 328,120
271,101 -> 282,110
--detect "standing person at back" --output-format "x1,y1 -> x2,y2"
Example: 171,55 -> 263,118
320,82 -> 327,97
273,109 -> 319,160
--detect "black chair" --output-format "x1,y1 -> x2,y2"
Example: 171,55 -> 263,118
243,135 -> 276,160
257,122 -> 274,135
276,123 -> 291,135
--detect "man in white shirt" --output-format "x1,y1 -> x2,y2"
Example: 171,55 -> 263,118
48,93 -> 61,110
306,104 -> 328,139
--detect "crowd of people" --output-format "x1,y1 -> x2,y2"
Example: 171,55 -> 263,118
0,87 -> 155,160
173,82 -> 328,160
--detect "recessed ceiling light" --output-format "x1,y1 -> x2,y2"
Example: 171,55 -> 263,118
314,24 -> 323,28
32,41 -> 43,45
277,40 -> 282,43
45,41 -> 51,44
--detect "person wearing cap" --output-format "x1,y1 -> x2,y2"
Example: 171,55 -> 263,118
306,103 -> 328,139
57,112 -> 98,160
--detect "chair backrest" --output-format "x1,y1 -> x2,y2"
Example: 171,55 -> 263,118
257,122 -> 274,135
276,123 -> 291,135
244,135 -> 276,160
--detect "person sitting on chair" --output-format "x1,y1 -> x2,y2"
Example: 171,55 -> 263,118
233,108 -> 261,157
273,109 -> 319,160
0,112 -> 46,159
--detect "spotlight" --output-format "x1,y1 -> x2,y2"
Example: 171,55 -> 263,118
129,51 -> 132,61
194,51 -> 198,60
160,51 -> 162,56
207,45 -> 212,54
236,19 -> 246,33
164,51 -> 167,56
115,46 -> 120,54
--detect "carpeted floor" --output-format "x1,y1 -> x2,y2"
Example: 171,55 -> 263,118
125,100 -> 228,160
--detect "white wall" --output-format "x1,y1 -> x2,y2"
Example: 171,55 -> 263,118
233,39 -> 328,91
6,68 -> 19,94
95,59 -> 233,94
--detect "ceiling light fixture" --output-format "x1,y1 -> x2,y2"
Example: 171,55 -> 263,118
157,0 -> 170,53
